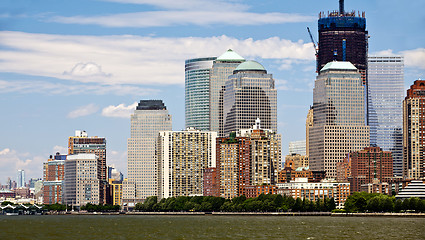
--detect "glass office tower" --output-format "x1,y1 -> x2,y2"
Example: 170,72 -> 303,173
368,56 -> 404,176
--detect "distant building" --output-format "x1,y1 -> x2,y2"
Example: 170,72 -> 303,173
157,128 -> 216,199
124,100 -> 172,204
185,57 -> 216,131
289,140 -> 306,156
108,165 -> 123,182
68,130 -> 107,204
309,61 -> 369,179
43,152 -> 66,204
284,154 -> 309,170
222,60 -> 277,137
108,179 -> 123,206
63,154 -> 100,207
395,180 -> 425,200
348,147 -> 393,193
403,80 -> 425,179
361,180 -> 391,195
336,156 -> 350,182
17,170 -> 25,188
368,56 -> 404,177
306,108 -> 313,157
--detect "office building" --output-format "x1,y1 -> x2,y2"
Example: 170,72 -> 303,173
309,61 -> 369,178
185,57 -> 216,130
289,140 -> 307,156
306,108 -> 313,157
403,80 -> 425,179
210,49 -> 245,134
348,147 -> 393,193
108,179 -> 123,206
368,56 -> 404,176
63,154 -> 100,206
43,152 -> 66,204
17,170 -> 25,188
68,130 -> 107,204
157,128 -> 216,199
222,60 -> 277,137
125,100 -> 172,203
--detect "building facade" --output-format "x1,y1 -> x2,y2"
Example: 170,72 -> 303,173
368,56 -> 404,176
403,80 -> 425,179
43,152 -> 66,204
125,100 -> 172,203
63,154 -> 100,206
222,60 -> 277,137
309,61 -> 369,178
157,128 -> 217,199
289,140 -> 307,156
348,147 -> 393,193
17,170 -> 25,188
185,57 -> 216,130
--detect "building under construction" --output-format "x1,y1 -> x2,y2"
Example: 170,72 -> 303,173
317,0 -> 368,84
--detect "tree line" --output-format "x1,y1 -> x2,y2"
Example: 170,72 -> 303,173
42,203 -> 120,212
135,194 -> 336,212
343,192 -> 425,213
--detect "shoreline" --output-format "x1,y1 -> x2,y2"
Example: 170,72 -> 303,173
35,211 -> 425,218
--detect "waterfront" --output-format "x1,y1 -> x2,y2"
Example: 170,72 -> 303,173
1,215 -> 424,239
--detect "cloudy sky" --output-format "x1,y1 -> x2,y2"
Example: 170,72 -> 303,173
0,0 -> 424,184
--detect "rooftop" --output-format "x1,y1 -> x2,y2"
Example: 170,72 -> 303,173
320,61 -> 357,72
216,49 -> 245,62
234,60 -> 266,73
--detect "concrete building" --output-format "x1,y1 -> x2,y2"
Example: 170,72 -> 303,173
108,179 -> 123,206
222,60 -> 277,137
185,57 -> 216,130
403,80 -> 425,180
309,61 -> 370,178
210,49 -> 245,134
43,152 -> 66,204
17,170 -> 25,188
348,147 -> 393,193
368,56 -> 404,177
285,154 -> 309,170
306,108 -> 313,157
277,178 -> 350,208
395,180 -> 425,199
68,130 -> 107,204
157,128 -> 216,199
63,154 -> 100,207
289,140 -> 306,156
125,100 -> 172,204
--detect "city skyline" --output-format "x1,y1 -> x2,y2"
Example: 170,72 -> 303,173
0,0 -> 424,183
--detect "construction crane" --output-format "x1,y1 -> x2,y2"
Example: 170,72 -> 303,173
307,27 -> 318,55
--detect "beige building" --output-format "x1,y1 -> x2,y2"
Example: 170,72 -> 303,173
306,108 -> 313,157
64,154 -> 100,206
285,154 -> 309,170
157,128 -> 217,199
309,62 -> 369,179
217,139 -> 240,199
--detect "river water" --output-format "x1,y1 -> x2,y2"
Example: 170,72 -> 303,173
1,215 -> 423,239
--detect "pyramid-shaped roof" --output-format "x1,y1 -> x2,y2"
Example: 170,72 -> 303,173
320,61 -> 357,72
217,49 -> 245,62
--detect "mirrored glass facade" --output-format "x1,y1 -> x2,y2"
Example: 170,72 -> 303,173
368,56 -> 404,176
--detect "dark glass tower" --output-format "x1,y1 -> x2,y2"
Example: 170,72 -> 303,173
317,0 -> 368,84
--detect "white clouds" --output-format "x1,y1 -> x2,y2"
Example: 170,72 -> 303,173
101,102 -> 138,118
64,62 -> 111,78
401,48 -> 425,69
67,103 -> 99,118
101,0 -> 248,11
51,11 -> 315,28
52,145 -> 67,155
0,148 -> 45,183
0,31 -> 315,86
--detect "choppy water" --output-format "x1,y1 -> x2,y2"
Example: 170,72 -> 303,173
0,215 -> 424,239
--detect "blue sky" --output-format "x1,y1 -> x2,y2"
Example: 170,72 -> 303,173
0,0 -> 424,184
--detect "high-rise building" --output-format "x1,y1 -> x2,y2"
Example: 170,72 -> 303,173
348,147 -> 393,193
68,130 -> 107,203
157,128 -> 216,199
43,152 -> 66,204
306,108 -> 314,157
403,80 -> 425,179
125,100 -> 172,203
288,140 -> 307,156
210,49 -> 245,134
222,61 -> 277,137
17,169 -> 25,188
185,57 -> 216,130
309,61 -> 370,178
368,56 -> 404,177
317,0 -> 368,84
63,154 -> 100,206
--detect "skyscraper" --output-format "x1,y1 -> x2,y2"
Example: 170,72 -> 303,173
210,49 -> 245,133
309,61 -> 370,178
17,169 -> 25,188
288,140 -> 307,156
157,128 -> 216,199
317,0 -> 368,83
125,100 -> 172,203
222,60 -> 277,137
68,130 -> 107,204
185,57 -> 216,130
403,80 -> 425,179
368,56 -> 404,176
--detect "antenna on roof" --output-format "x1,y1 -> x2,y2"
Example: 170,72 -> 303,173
339,0 -> 344,14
